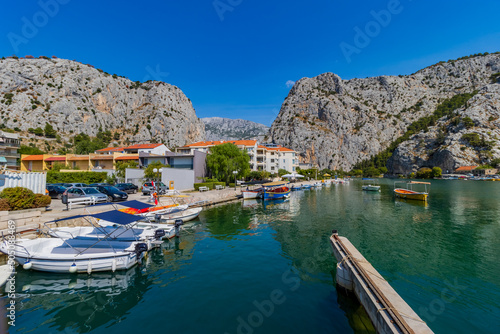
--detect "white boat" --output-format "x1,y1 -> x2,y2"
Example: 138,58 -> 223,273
48,225 -> 167,244
362,178 -> 380,192
155,207 -> 202,224
242,188 -> 263,199
0,237 -> 147,273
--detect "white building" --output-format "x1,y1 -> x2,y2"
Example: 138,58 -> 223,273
0,131 -> 20,170
177,140 -> 299,173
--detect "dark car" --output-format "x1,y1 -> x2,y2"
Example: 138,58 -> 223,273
95,185 -> 128,202
115,183 -> 139,194
46,185 -> 67,199
88,183 -> 112,187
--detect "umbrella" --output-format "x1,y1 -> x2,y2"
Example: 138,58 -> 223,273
282,173 -> 305,178
323,173 -> 331,177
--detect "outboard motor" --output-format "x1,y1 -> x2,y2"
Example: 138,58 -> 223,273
154,214 -> 162,222
174,219 -> 183,237
154,229 -> 166,240
134,243 -> 148,257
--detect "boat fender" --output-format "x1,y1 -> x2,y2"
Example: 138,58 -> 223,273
154,229 -> 166,239
112,259 -> 117,273
87,260 -> 92,275
135,243 -> 148,256
69,263 -> 77,273
23,260 -> 32,270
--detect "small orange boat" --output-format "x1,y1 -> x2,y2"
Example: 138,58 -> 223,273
394,181 -> 430,201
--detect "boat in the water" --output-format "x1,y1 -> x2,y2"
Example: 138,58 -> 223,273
242,187 -> 264,199
302,184 -> 312,190
291,184 -> 303,191
154,206 -> 202,224
262,181 -> 291,200
362,178 -> 380,192
394,181 -> 430,201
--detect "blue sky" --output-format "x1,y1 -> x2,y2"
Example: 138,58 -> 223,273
1,0 -> 499,126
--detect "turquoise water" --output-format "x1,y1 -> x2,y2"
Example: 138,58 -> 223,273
2,179 -> 500,333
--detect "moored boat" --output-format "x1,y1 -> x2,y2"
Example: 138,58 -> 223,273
262,181 -> 291,200
242,187 -> 263,199
362,178 -> 380,192
394,181 -> 430,201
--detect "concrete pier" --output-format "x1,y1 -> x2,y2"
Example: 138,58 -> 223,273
330,231 -> 434,334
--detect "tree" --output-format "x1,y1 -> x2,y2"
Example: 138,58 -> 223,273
431,167 -> 442,178
33,127 -> 44,136
364,167 -> 380,177
206,143 -> 250,184
115,160 -> 138,179
278,169 -> 290,177
144,161 -> 168,180
44,123 -> 57,138
72,132 -> 110,154
18,145 -> 45,155
51,162 -> 66,171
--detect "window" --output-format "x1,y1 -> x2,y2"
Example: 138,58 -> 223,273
283,159 -> 285,163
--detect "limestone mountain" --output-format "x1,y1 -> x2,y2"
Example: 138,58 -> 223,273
0,57 -> 205,149
267,53 -> 500,172
202,117 -> 269,141
387,83 -> 500,174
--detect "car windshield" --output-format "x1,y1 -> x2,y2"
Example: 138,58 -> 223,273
84,188 -> 100,194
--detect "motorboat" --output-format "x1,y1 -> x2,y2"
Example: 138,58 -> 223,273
0,237 -> 147,273
362,178 -> 380,192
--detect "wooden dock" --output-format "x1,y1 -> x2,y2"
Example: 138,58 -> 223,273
330,231 -> 434,334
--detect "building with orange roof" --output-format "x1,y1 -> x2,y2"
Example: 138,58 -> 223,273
454,166 -> 477,174
177,140 -> 298,173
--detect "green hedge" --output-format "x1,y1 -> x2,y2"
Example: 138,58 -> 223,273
47,171 -> 107,184
0,187 -> 52,211
193,182 -> 226,191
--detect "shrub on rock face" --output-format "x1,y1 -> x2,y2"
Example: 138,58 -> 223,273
33,194 -> 51,208
0,187 -> 35,210
0,199 -> 10,211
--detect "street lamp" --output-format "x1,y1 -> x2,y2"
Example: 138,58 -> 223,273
233,170 -> 238,190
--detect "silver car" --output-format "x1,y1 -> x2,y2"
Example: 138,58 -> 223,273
63,187 -> 109,203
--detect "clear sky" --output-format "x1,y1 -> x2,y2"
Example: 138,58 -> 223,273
1,0 -> 499,126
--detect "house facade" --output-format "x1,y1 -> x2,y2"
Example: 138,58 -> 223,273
177,140 -> 299,173
0,131 -> 20,170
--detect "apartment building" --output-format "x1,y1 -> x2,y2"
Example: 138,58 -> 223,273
0,131 -> 20,170
177,140 -> 299,173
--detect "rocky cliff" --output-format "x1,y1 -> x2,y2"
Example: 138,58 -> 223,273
268,53 -> 500,171
0,57 -> 205,148
202,117 -> 269,141
388,84 -> 500,174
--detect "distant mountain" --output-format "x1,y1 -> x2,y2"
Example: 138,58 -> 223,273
202,117 -> 269,141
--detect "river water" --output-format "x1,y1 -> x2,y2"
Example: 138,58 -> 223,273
3,179 -> 500,333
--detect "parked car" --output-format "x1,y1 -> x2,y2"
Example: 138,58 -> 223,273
88,183 -> 112,187
115,183 -> 139,194
63,183 -> 89,188
141,181 -> 168,195
48,183 -> 66,187
62,187 -> 108,203
94,185 -> 128,202
46,185 -> 67,199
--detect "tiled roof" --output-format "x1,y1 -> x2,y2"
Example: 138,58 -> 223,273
115,155 -> 139,160
125,144 -> 163,150
44,156 -> 67,162
96,147 -> 124,152
21,155 -> 44,161
91,155 -> 114,160
455,166 -> 477,171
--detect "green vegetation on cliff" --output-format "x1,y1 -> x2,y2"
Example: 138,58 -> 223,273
353,92 -> 478,174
